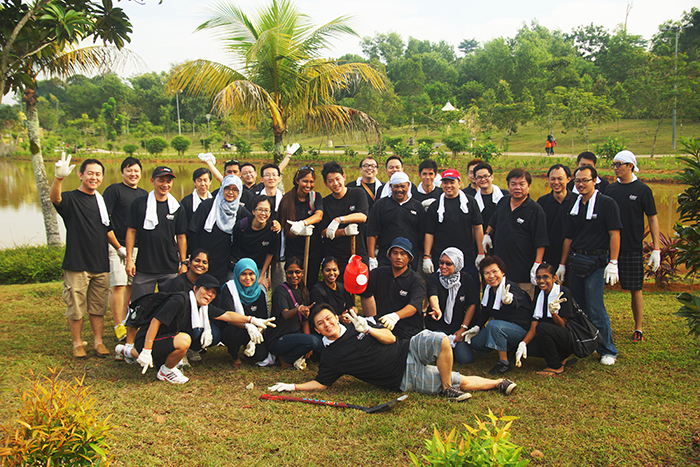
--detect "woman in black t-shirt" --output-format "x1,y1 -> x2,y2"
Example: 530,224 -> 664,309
310,257 -> 356,319
167,248 -> 210,293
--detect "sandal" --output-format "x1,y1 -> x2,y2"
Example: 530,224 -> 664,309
536,368 -> 564,377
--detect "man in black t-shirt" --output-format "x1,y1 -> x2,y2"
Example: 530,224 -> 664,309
537,164 -> 576,272
605,151 -> 660,342
179,167 -> 212,226
346,156 -> 383,211
566,152 -> 610,194
412,159 -> 442,209
472,162 -> 507,229
51,155 -> 122,359
103,157 -> 148,341
125,166 -> 188,301
266,305 -> 515,400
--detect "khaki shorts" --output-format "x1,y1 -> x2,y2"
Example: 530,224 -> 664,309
109,246 -> 137,288
62,270 -> 110,320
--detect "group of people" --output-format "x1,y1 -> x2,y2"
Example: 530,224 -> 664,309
50,144 -> 658,401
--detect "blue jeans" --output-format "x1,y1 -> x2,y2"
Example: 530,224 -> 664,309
189,324 -> 222,352
271,332 -> 323,363
453,341 -> 474,364
568,267 -> 618,357
470,320 -> 527,354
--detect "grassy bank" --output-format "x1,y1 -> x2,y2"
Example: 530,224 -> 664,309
0,282 -> 698,466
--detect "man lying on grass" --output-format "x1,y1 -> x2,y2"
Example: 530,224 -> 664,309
268,303 -> 516,401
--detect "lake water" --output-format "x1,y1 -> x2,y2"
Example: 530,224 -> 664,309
0,159 -> 683,247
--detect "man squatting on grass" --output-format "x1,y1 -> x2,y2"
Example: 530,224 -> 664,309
267,303 -> 516,401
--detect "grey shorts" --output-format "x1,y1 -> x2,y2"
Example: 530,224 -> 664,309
399,330 -> 461,393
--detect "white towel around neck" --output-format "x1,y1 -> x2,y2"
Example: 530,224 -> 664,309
189,290 -> 212,346
224,280 -> 245,316
354,177 -> 383,195
533,283 -> 561,320
191,189 -> 212,212
569,190 -> 598,220
475,185 -> 504,212
93,191 -> 110,227
481,277 -> 507,311
437,191 -> 469,222
143,191 -> 180,230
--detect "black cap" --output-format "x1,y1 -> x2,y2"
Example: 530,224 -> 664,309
152,166 -> 176,179
194,274 -> 219,292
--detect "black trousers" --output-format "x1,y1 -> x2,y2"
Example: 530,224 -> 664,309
528,322 -> 573,370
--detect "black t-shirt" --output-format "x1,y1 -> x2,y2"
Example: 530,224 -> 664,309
314,325 -> 411,391
412,186 -> 443,204
265,284 -> 307,348
189,199 -> 250,282
604,180 -> 657,252
285,192 -> 324,260
320,188 -> 369,262
167,273 -> 196,293
310,281 -> 353,316
425,194 -> 483,264
531,286 -> 575,324
360,266 -> 425,340
463,186 -> 477,196
367,196 -> 425,258
230,216 -> 281,272
489,196 -> 549,283
537,191 -> 578,266
180,192 -> 212,227
347,179 -> 381,211
126,195 -> 188,274
476,187 -> 509,229
219,284 -> 269,320
477,279 -> 532,331
425,271 -> 479,334
103,183 -> 147,245
54,190 -> 112,272
564,193 -> 623,252
134,292 -> 226,341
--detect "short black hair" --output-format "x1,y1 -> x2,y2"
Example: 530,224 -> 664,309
506,168 -> 532,185
249,194 -> 271,212
359,156 -> 377,169
385,155 -> 403,168
574,165 -> 598,180
309,302 -> 337,327
121,156 -> 142,172
224,159 -> 240,172
192,167 -> 212,181
260,163 -> 280,177
240,162 -> 256,172
190,248 -> 210,261
80,158 -> 104,174
322,161 -> 344,181
547,164 -> 572,178
473,162 -> 493,176
467,159 -> 485,170
577,151 -> 597,165
418,159 -> 438,174
536,262 -> 557,276
479,255 -> 507,275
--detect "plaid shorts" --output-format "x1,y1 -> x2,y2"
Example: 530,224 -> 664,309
399,330 -> 461,394
619,251 -> 644,291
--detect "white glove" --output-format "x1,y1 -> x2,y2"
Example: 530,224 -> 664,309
421,198 -> 436,210
556,264 -> 566,282
549,291 -> 567,314
475,254 -> 485,268
463,325 -> 480,344
422,258 -> 434,275
200,329 -> 213,348
294,356 -> 307,370
287,220 -> 305,236
245,323 -> 263,344
378,312 -> 400,330
348,310 -> 369,334
515,341 -> 527,367
268,382 -> 295,392
501,284 -> 513,305
325,219 -> 340,240
648,249 -> 661,272
116,246 -> 127,261
250,317 -> 276,329
198,152 -> 216,165
604,262 -> 619,286
344,223 -> 359,236
137,348 -> 153,374
55,152 -> 75,179
244,340 -> 256,357
369,257 -> 378,271
482,234 -> 493,251
530,262 -> 541,285
285,142 -> 300,156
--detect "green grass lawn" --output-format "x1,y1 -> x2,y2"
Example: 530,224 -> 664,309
1,283 -> 699,466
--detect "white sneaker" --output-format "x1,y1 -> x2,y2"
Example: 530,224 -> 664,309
157,365 -> 189,384
600,355 -> 617,366
256,352 -> 277,367
114,344 -> 135,364
293,356 -> 307,370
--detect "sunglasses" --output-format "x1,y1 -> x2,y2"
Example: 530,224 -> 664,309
225,159 -> 240,166
439,261 -> 454,266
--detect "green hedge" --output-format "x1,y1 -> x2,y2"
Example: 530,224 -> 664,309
0,245 -> 65,284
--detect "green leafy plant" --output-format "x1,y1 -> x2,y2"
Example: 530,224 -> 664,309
417,137 -> 435,147
170,135 -> 192,156
233,137 -> 252,157
392,142 -> 413,159
416,142 -> 434,160
145,136 -> 168,155
674,137 -> 700,280
442,131 -> 471,161
643,229 -> 680,288
367,141 -> 387,158
676,292 -> 700,340
122,143 -> 138,156
261,140 -> 274,153
344,147 -> 358,158
595,137 -> 627,161
0,368 -> 113,466
410,410 -> 529,467
383,136 -> 403,148
468,140 -> 502,163
0,244 -> 64,284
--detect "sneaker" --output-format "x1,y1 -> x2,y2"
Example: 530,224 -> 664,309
600,355 -> 617,366
488,360 -> 512,375
177,357 -> 190,369
495,378 -> 517,396
633,330 -> 644,342
293,356 -> 307,370
114,344 -> 135,364
157,365 -> 189,384
114,323 -> 127,341
256,353 -> 277,367
440,385 -> 472,402
186,349 -> 202,362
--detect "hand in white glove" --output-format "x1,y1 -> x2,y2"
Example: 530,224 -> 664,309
369,257 -> 378,271
348,310 -> 369,334
501,284 -> 513,305
515,341 -> 527,367
378,312 -> 400,330
137,348 -> 153,374
268,382 -> 295,392
648,249 -> 661,272
475,254 -> 485,268
604,262 -> 619,286
556,264 -> 566,283
530,262 -> 541,285
344,223 -> 359,236
245,323 -> 263,344
462,325 -> 480,344
549,291 -> 567,314
299,225 -> 314,236
421,198 -> 436,211
482,233 -> 493,252
325,219 -> 340,240
287,220 -> 305,236
201,329 -> 213,348
422,258 -> 434,275
250,317 -> 276,329
116,246 -> 127,261
55,152 -> 75,179
285,142 -> 300,156
244,340 -> 256,357
205,152 -> 215,164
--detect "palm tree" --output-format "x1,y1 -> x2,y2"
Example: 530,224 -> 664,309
168,0 -> 387,161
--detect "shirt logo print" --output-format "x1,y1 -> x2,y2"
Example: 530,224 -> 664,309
629,195 -> 638,200
251,306 -> 257,312
399,290 -> 408,297
349,205 -> 356,211
410,210 -> 417,215
517,218 -> 524,224
459,295 -> 465,302
262,241 -> 270,246
166,214 -> 175,220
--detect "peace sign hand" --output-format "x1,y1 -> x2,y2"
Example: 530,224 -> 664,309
501,284 -> 513,305
548,292 -> 567,314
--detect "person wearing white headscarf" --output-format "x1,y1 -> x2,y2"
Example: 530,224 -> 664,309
425,248 -> 480,364
189,175 -> 250,286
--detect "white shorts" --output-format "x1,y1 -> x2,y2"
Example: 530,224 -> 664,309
109,246 -> 137,288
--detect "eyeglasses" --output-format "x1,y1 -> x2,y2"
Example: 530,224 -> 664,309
611,162 -> 629,168
255,208 -> 271,214
475,175 -> 492,181
439,261 -> 454,266
223,186 -> 239,192
574,178 -> 593,184
362,164 -> 378,169
535,274 -> 553,280
286,270 -> 303,275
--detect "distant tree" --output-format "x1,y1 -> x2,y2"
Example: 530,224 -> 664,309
442,131 -> 471,162
122,143 -> 138,156
458,39 -> 479,56
145,136 -> 168,155
361,32 -> 405,64
170,135 -> 191,155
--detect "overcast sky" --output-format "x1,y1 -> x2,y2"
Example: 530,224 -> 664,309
95,0 -> 699,76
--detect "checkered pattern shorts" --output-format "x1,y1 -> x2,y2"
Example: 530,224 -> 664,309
399,330 -> 461,394
619,251 -> 644,291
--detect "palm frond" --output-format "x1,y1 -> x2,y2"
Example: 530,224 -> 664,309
39,45 -> 144,78
168,60 -> 247,99
212,79 -> 274,123
297,15 -> 358,58
302,61 -> 387,105
303,104 -> 381,142
198,1 -> 260,51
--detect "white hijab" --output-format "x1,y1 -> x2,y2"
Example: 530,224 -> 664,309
204,175 -> 242,234
439,248 -> 463,325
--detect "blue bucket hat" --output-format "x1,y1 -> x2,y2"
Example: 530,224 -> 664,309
387,237 -> 414,262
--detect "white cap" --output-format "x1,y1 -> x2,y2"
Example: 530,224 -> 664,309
389,172 -> 410,185
613,150 -> 640,172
